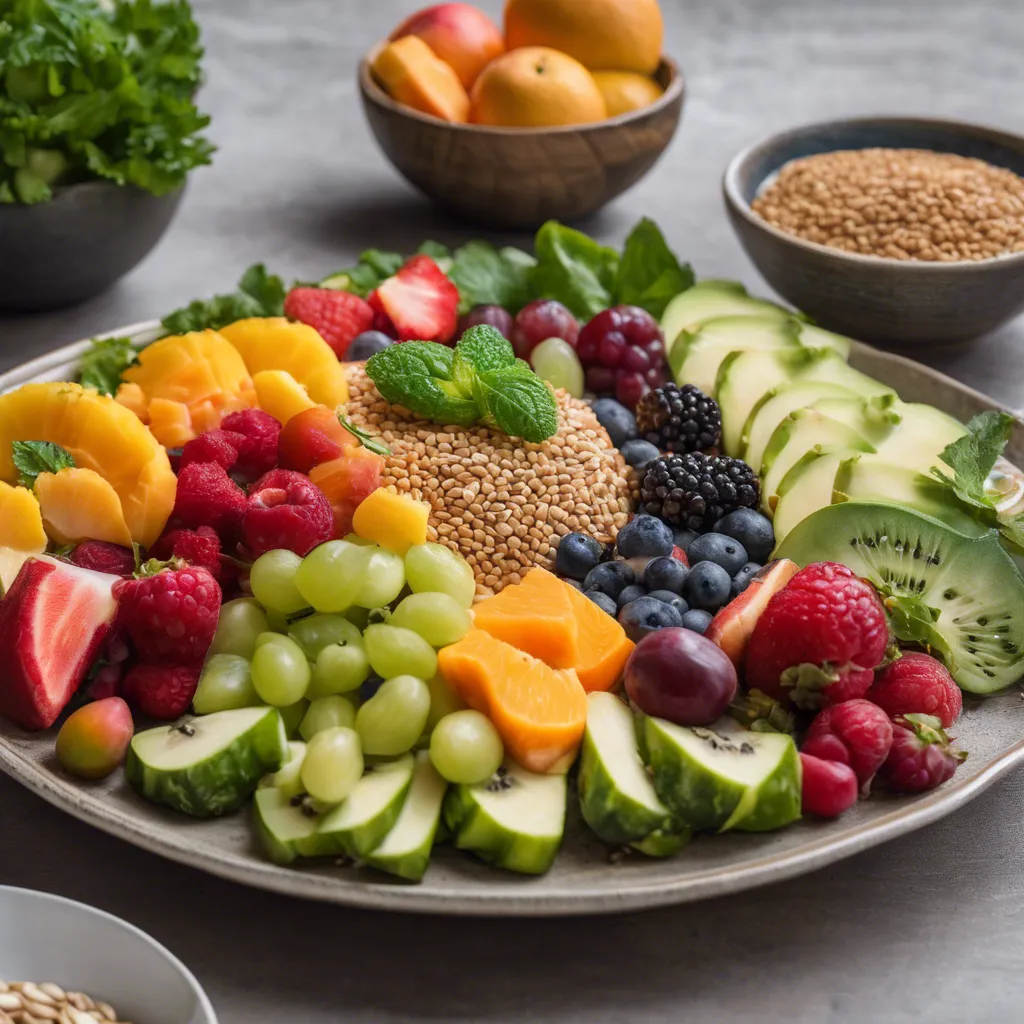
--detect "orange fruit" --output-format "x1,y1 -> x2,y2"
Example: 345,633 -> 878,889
560,575 -> 634,692
372,35 -> 470,122
592,71 -> 663,117
504,0 -> 663,75
470,47 -> 606,127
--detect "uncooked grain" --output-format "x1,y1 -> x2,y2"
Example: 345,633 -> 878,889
0,981 -> 128,1024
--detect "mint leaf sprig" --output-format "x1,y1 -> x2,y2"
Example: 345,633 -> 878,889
366,327 -> 559,444
12,440 -> 75,488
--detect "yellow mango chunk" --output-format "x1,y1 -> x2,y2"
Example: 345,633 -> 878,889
35,467 -> 133,548
253,370 -> 318,425
0,481 -> 47,553
352,488 -> 430,554
147,398 -> 195,448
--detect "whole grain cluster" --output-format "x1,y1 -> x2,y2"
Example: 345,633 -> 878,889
0,980 -> 128,1024
752,147 -> 1024,262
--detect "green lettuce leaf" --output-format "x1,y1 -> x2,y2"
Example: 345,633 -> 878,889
161,263 -> 285,334
529,221 -> 619,320
449,241 -> 535,314
613,217 -> 695,319
79,335 -> 138,395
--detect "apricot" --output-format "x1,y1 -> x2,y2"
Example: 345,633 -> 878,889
35,468 -> 133,548
56,697 -> 134,780
372,35 -> 470,122
592,71 -> 663,116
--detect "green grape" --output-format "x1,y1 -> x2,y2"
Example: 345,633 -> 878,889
390,592 -> 471,647
405,543 -> 475,607
354,545 -> 406,608
260,741 -> 306,798
429,710 -> 504,784
251,633 -> 311,706
425,672 -> 468,732
250,550 -> 308,615
300,727 -> 363,804
288,614 -> 363,661
530,337 -> 585,398
344,606 -> 371,632
278,699 -> 309,739
363,623 -> 438,680
253,632 -> 282,651
355,675 -> 430,756
343,533 -> 375,546
193,654 -> 258,715
309,641 -> 370,697
300,696 -> 356,741
295,540 -> 369,613
209,599 -> 269,659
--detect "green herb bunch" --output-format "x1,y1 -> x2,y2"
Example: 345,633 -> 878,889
0,0 -> 213,204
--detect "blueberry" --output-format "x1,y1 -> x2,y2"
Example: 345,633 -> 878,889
585,590 -> 618,616
673,529 -> 698,554
644,555 -> 689,595
555,532 -> 603,581
616,583 -> 648,611
346,330 -> 394,361
592,398 -> 637,448
647,590 -> 688,616
680,608 -> 714,634
687,532 -> 748,577
360,673 -> 385,702
684,561 -> 732,610
620,438 -> 660,469
583,560 -> 635,599
616,515 -> 674,559
564,577 -> 583,591
731,561 -> 763,597
714,508 -> 775,564
618,595 -> 683,643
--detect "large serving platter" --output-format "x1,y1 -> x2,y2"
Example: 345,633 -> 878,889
1,323 -> 1022,916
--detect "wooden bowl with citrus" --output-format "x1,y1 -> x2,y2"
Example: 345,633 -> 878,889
359,0 -> 684,229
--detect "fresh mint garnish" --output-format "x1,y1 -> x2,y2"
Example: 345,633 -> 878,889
79,336 -> 138,395
367,342 -> 478,426
12,440 -> 75,488
474,367 -> 560,443
162,263 -> 285,335
337,413 -> 391,457
451,325 -> 517,397
932,411 -> 1013,511
613,218 -> 695,320
529,221 -> 620,321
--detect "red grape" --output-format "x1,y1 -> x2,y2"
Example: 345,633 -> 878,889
576,306 -> 667,408
510,299 -> 579,360
458,304 -> 514,339
624,627 -> 738,726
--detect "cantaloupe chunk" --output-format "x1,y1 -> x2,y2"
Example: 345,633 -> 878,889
253,370 -> 318,425
372,36 -> 471,123
351,488 -> 429,554
561,578 -> 634,692
146,398 -> 194,449
437,629 -> 586,773
35,468 -> 133,548
0,482 -> 47,554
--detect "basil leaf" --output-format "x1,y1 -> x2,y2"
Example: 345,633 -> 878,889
12,440 -> 75,488
449,241 -> 535,314
366,342 -> 478,426
79,336 -> 138,395
474,367 -> 558,443
529,221 -> 619,321
417,240 -> 451,262
613,217 -> 695,319
238,263 -> 286,317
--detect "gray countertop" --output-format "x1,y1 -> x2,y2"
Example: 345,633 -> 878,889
2,1 -> 1024,1020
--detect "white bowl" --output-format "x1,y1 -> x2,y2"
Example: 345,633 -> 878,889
0,886 -> 217,1023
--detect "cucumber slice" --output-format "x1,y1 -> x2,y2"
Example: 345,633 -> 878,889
630,828 -> 692,858
253,787 -> 334,865
660,280 -> 790,353
318,753 -> 415,857
578,692 -> 675,846
363,751 -> 447,882
126,707 -> 288,819
641,716 -> 801,833
259,740 -> 307,799
444,761 -> 567,875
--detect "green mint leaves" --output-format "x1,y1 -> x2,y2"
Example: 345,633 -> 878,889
12,440 -> 75,488
161,263 -> 285,335
79,336 -> 138,395
337,413 -> 391,457
366,326 -> 558,443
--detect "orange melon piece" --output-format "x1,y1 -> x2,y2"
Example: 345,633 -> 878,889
472,568 -> 579,669
35,468 -> 133,548
437,629 -> 586,773
351,488 -> 429,554
372,35 -> 471,123
0,482 -> 47,554
561,578 -> 634,692
253,369 -> 318,425
115,382 -> 149,422
147,398 -> 194,448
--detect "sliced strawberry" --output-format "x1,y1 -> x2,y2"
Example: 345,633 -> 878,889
367,291 -> 399,339
284,287 -> 374,359
0,558 -> 119,730
374,255 -> 459,343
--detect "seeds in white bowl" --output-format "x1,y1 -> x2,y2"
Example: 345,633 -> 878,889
0,981 -> 128,1024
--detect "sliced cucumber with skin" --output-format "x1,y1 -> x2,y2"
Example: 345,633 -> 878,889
630,828 -> 692,858
126,707 -> 288,819
798,323 -> 851,360
444,761 -> 567,875
660,280 -> 790,353
253,787 -> 334,865
259,740 -> 307,799
318,753 -> 415,858
363,751 -> 447,882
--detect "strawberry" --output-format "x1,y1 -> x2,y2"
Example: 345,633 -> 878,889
284,287 -> 374,359
746,561 -> 889,709
123,663 -> 200,721
373,255 -> 459,343
879,714 -> 967,793
367,292 -> 399,339
243,469 -> 334,557
802,699 -> 893,789
67,541 -> 136,578
868,652 -> 963,728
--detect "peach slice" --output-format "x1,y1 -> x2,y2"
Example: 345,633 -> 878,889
372,35 -> 470,122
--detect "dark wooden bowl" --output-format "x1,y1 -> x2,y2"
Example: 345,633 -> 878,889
359,50 -> 684,230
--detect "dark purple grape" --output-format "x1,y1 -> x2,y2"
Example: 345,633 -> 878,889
458,304 -> 513,339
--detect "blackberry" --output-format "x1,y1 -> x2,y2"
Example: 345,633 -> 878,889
640,452 -> 760,532
635,383 -> 721,453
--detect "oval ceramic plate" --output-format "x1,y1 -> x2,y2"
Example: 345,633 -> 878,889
1,325 -> 1022,917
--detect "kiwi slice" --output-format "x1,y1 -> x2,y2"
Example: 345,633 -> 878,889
776,500 -> 1024,694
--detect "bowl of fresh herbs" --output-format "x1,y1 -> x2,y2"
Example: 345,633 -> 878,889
0,0 -> 214,312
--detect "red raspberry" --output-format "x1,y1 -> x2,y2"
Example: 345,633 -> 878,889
221,409 -> 282,481
179,429 -> 246,473
243,469 -> 333,557
284,287 -> 374,359
802,699 -> 893,788
172,462 -> 247,537
879,714 -> 966,793
746,562 -> 889,709
150,526 -> 222,582
800,753 -> 859,818
84,663 -> 124,702
67,541 -> 136,578
868,652 -> 962,728
122,663 -> 200,720
118,565 -> 222,665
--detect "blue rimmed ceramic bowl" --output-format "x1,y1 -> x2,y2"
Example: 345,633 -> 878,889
723,116 -> 1024,348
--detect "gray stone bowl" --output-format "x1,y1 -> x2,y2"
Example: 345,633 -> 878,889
722,117 -> 1024,348
0,181 -> 184,313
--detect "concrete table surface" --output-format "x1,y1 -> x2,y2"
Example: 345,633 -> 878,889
2,1 -> 1023,1020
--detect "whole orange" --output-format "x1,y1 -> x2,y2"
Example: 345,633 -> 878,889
592,71 -> 663,117
470,47 -> 607,128
504,0 -> 664,75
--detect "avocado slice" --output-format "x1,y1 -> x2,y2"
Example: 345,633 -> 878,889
798,323 -> 852,360
771,450 -> 852,549
873,402 -> 967,475
660,280 -> 790,353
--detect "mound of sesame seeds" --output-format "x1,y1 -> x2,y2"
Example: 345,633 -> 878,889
752,148 -> 1024,262
345,365 -> 634,596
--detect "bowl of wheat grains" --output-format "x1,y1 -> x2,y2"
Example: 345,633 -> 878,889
723,116 -> 1024,347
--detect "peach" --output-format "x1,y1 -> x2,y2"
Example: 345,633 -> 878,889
372,35 -> 470,123
55,697 -> 134,780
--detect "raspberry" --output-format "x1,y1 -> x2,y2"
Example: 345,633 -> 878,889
150,526 -> 222,582
179,429 -> 246,473
802,699 -> 893,788
284,287 -> 374,359
221,409 -> 282,481
746,562 -> 889,709
122,663 -> 200,721
879,714 -> 967,793
118,564 -> 222,665
243,469 -> 334,557
67,541 -> 136,577
868,652 -> 962,728
800,753 -> 859,818
172,462 -> 247,537
84,663 -> 124,702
